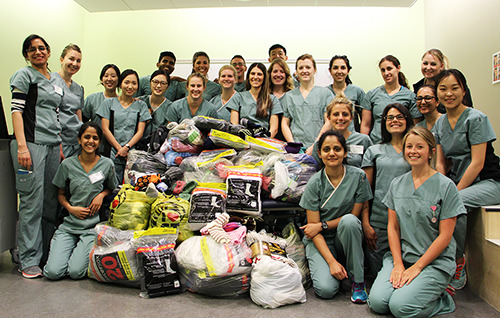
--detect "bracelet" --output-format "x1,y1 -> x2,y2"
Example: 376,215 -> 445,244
17,149 -> 29,154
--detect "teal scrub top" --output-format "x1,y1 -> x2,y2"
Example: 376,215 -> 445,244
165,98 -> 219,123
312,132 -> 373,168
210,92 -> 242,122
415,118 -> 439,135
299,165 -> 372,239
53,156 -> 117,234
136,75 -> 180,102
282,86 -> 334,148
96,97 -> 152,146
178,80 -> 221,101
361,143 -> 411,228
53,73 -> 83,148
382,172 -> 466,275
83,92 -> 108,124
10,66 -> 63,146
434,107 -> 497,184
234,82 -> 246,92
361,85 -> 419,144
326,84 -> 366,132
138,95 -> 172,139
227,91 -> 283,130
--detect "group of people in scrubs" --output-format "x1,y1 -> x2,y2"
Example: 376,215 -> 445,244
9,34 -> 500,317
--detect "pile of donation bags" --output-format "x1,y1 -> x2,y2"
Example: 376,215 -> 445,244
87,116 -> 317,307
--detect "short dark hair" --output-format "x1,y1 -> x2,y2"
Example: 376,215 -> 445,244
99,64 -> 120,82
150,69 -> 170,85
380,103 -> 413,144
158,51 -> 176,63
22,34 -> 50,58
317,130 -> 348,164
268,44 -> 286,57
231,55 -> 245,63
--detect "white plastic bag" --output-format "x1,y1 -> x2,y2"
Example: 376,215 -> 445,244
250,254 -> 306,309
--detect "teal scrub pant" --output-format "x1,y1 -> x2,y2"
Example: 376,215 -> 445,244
11,141 -> 60,270
365,226 -> 389,279
454,179 -> 500,258
43,228 -> 96,280
62,142 -> 80,158
368,253 -> 455,318
303,214 -> 364,299
111,149 -> 126,185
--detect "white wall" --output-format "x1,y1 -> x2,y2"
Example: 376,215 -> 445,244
0,0 -> 427,132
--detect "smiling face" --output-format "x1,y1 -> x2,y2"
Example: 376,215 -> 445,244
120,74 -> 138,97
379,60 -> 400,85
385,107 -> 407,136
404,133 -> 434,168
416,86 -> 438,115
157,56 -> 175,75
150,74 -> 168,97
297,58 -> 316,83
101,67 -> 118,91
26,38 -> 50,68
437,75 -> 465,110
230,57 -> 246,81
270,63 -> 286,86
328,103 -> 352,131
219,68 -> 236,89
60,49 -> 81,76
330,58 -> 349,84
319,135 -> 346,168
193,56 -> 209,76
187,76 -> 205,100
269,48 -> 287,62
249,66 -> 264,89
78,126 -> 101,155
421,53 -> 444,79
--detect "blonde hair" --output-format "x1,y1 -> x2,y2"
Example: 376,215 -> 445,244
326,92 -> 354,117
218,64 -> 237,78
296,53 -> 316,70
422,48 -> 449,69
268,59 -> 294,92
403,126 -> 437,168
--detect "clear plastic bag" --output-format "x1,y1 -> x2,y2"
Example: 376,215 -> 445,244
208,129 -> 249,151
108,185 -> 157,231
179,155 -> 233,183
179,267 -> 250,298
133,229 -> 181,298
168,119 -> 203,146
93,223 -> 135,247
176,235 -> 253,277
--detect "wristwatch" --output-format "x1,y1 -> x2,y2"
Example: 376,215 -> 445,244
125,143 -> 130,149
321,221 -> 328,231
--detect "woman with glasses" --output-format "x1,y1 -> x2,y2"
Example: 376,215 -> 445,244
360,55 -> 420,144
10,34 -> 63,278
326,55 -> 366,132
361,103 -> 413,278
415,85 -> 441,133
137,70 -> 172,148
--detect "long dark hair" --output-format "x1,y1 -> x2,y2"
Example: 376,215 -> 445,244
380,103 -> 413,144
329,55 -> 353,85
379,55 -> 409,89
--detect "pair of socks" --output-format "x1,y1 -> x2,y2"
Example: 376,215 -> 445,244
201,213 -> 231,244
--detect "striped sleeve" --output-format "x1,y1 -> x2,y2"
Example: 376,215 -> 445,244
11,88 -> 26,113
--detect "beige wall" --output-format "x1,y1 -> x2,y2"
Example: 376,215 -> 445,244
425,0 -> 500,146
0,0 -> 426,132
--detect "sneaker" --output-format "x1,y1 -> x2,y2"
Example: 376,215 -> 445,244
445,284 -> 456,297
19,265 -> 43,279
351,281 -> 368,304
450,256 -> 467,290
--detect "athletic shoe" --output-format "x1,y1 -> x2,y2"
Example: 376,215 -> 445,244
445,284 -> 456,297
351,281 -> 368,304
19,265 -> 43,279
450,256 -> 467,290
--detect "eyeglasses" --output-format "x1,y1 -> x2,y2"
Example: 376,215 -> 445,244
231,63 -> 245,67
416,95 -> 436,102
151,79 -> 168,86
384,115 -> 406,121
27,46 -> 46,53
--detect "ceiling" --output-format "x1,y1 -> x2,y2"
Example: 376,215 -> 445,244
74,0 -> 418,13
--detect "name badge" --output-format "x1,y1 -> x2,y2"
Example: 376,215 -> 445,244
349,145 -> 364,155
54,85 -> 63,96
89,171 -> 105,184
